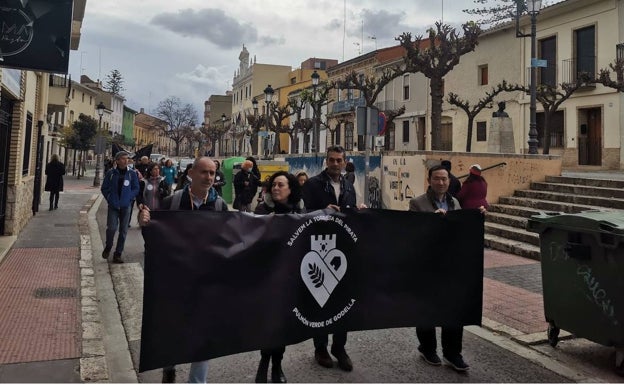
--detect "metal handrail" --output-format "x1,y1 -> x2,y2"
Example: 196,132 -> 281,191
457,162 -> 506,179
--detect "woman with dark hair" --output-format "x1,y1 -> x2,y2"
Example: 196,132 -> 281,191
138,163 -> 171,210
175,163 -> 193,192
295,171 -> 308,187
253,171 -> 305,383
45,154 -> 65,211
457,164 -> 489,211
246,156 -> 262,182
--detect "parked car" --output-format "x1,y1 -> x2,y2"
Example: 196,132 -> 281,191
150,153 -> 164,163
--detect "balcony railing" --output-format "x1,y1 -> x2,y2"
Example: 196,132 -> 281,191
49,74 -> 69,87
562,57 -> 596,86
332,97 -> 365,114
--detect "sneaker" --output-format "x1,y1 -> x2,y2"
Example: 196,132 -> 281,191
443,355 -> 469,372
112,252 -> 124,264
101,248 -> 111,259
331,348 -> 353,372
418,346 -> 441,366
314,348 -> 333,368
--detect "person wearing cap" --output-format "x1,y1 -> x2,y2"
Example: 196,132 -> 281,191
408,164 -> 469,372
440,160 -> 461,198
457,164 -> 489,211
100,151 -> 140,263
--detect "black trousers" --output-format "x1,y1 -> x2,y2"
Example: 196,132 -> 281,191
416,326 -> 463,358
260,346 -> 286,361
49,190 -> 60,209
313,332 -> 347,351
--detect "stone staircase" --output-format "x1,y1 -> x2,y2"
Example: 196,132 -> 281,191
485,175 -> 624,260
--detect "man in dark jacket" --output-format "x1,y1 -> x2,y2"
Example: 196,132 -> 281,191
101,151 -> 140,263
302,145 -> 356,372
233,160 -> 260,212
44,154 -> 65,211
408,164 -> 469,372
441,160 -> 461,198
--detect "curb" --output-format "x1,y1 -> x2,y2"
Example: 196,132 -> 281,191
83,194 -> 138,383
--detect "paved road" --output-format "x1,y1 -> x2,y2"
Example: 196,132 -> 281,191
94,197 -> 620,383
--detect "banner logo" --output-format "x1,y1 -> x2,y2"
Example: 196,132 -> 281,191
300,234 -> 347,307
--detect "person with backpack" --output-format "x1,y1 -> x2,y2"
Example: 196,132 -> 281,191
137,156 -> 227,383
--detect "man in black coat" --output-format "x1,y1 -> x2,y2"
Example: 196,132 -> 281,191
441,160 -> 461,198
302,145 -> 356,372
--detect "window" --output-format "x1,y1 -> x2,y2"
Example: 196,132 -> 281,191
385,124 -> 395,151
477,121 -> 487,141
536,111 -> 564,148
71,89 -> 75,99
291,77 -> 296,84
345,123 -> 354,150
402,120 -> 410,143
22,112 -> 33,176
403,74 -> 410,100
90,96 -> 93,105
347,88 -> 353,100
574,26 -> 595,81
479,65 -> 488,85
539,36 -> 557,86
81,92 -> 84,102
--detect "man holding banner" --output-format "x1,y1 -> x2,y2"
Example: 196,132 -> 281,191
409,164 -> 474,372
138,156 -> 228,383
302,145 -> 358,372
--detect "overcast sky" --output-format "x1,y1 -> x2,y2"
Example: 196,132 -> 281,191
67,0 -> 556,119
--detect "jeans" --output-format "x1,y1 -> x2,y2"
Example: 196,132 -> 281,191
188,360 -> 209,383
105,205 -> 131,254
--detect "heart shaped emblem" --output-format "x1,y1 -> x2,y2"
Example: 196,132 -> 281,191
300,238 -> 347,308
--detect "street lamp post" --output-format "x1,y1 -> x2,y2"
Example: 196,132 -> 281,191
221,113 -> 228,156
516,0 -> 542,154
93,101 -> 106,186
311,70 -> 320,154
264,85 -> 274,159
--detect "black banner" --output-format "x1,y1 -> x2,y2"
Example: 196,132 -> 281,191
139,209 -> 484,372
0,0 -> 73,73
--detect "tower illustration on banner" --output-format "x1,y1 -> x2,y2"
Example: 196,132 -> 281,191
300,234 -> 347,307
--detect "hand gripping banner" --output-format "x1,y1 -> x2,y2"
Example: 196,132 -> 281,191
139,209 -> 484,372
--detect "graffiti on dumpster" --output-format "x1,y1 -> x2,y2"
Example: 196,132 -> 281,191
576,265 -> 618,326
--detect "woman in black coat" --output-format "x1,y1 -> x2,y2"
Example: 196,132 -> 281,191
253,171 -> 305,383
45,154 -> 65,211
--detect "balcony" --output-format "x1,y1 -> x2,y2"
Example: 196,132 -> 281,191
561,57 -> 596,88
332,97 -> 365,114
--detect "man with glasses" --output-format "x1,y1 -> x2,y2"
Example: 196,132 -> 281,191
408,164 -> 469,372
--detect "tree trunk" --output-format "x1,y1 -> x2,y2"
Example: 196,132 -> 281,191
251,133 -> 259,155
429,77 -> 445,150
465,116 -> 475,152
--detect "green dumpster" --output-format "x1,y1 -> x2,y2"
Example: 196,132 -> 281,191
527,210 -> 624,375
221,157 -> 246,204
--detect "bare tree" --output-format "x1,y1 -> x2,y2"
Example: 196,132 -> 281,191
398,22 -> 482,150
504,73 -> 593,154
598,58 -> 624,91
447,81 -> 513,151
268,104 -> 294,156
155,96 -> 198,156
200,122 -> 229,157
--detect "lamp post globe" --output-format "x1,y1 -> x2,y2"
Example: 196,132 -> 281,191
93,101 -> 106,187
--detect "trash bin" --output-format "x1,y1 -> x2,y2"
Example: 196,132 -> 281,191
221,157 -> 246,204
527,210 -> 624,375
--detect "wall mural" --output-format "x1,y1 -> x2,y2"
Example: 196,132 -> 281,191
381,155 -> 427,211
284,154 -> 382,209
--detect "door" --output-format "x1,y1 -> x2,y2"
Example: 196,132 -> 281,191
578,108 -> 602,166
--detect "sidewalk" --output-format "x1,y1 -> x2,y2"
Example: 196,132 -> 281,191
0,171 -> 135,382
0,168 -> 618,382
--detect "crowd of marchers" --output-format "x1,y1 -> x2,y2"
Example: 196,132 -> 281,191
94,146 -> 488,383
